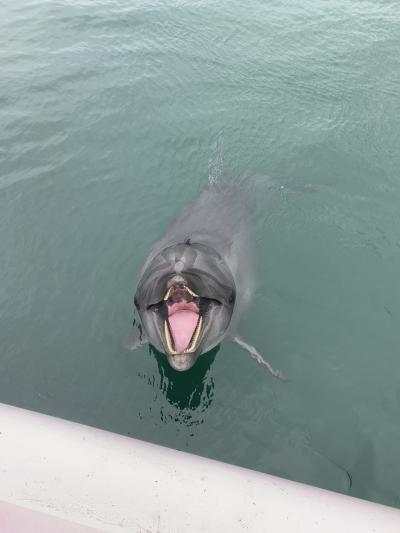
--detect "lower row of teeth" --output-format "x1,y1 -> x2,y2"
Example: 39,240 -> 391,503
164,316 -> 203,354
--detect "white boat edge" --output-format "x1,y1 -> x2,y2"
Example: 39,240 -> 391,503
0,402 -> 399,532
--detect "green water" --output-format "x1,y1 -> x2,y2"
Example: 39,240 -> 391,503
1,0 -> 400,507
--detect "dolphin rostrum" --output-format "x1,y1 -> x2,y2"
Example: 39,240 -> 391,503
126,177 -> 286,379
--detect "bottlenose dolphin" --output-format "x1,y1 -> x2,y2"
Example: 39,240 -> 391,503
126,176 -> 286,379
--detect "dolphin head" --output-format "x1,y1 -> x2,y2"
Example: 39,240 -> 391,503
134,242 -> 235,371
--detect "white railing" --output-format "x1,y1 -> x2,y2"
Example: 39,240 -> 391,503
0,403 -> 399,532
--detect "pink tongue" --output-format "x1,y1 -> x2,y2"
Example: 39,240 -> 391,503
168,310 -> 198,353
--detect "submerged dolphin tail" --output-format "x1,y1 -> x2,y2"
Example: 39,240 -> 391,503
233,336 -> 288,382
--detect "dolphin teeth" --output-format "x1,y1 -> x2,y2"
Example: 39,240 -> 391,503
163,287 -> 173,301
185,286 -> 199,298
164,319 -> 175,353
163,285 -> 199,301
184,315 -> 203,353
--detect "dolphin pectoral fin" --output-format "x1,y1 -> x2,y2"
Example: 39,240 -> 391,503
123,322 -> 148,351
232,336 -> 288,382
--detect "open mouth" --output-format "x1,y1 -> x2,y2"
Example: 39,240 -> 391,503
163,285 -> 203,355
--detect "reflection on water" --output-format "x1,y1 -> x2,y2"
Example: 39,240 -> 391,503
150,345 -> 218,426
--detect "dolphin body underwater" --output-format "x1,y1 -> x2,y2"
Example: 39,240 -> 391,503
126,175 -> 286,380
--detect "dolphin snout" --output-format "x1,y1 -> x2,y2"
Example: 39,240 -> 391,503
166,353 -> 198,372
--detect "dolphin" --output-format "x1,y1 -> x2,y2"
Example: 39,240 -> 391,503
126,176 -> 286,379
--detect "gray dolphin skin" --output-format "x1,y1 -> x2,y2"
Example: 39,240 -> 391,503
127,177 -> 286,379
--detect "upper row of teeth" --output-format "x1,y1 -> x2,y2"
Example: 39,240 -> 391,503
163,285 -> 198,301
